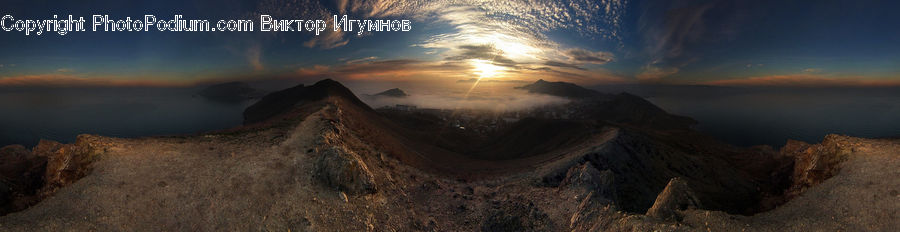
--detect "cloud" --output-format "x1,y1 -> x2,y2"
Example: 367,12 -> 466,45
543,61 -> 585,70
245,0 -> 627,83
336,0 -> 349,14
456,78 -> 528,84
641,3 -> 713,61
247,45 -> 264,71
636,65 -> 679,81
703,74 -> 900,87
345,56 -> 379,64
803,68 -> 822,73
362,89 -> 571,111
563,49 -> 614,64
302,17 -> 349,49
294,59 -> 469,81
256,0 -> 625,51
637,0 -> 757,79
445,44 -> 518,67
393,0 -> 626,82
351,0 -> 626,40
252,0 -> 349,49
296,65 -> 330,76
291,58 -> 625,85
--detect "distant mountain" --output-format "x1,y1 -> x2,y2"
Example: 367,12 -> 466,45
516,80 -> 697,129
589,84 -> 744,99
373,88 -> 408,98
515,79 -> 607,99
198,81 -> 263,102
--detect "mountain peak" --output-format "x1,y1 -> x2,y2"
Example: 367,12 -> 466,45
373,88 -> 408,98
516,79 -> 605,99
243,79 -> 369,124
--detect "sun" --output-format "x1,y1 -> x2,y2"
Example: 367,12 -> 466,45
471,59 -> 505,79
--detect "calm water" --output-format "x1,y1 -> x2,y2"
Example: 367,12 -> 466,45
607,86 -> 900,147
0,87 -> 254,148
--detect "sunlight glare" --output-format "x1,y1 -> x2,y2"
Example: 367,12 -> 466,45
471,59 -> 505,79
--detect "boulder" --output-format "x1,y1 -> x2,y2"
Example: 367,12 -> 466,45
0,136 -> 107,215
646,177 -> 702,221
559,162 -> 616,201
31,140 -> 63,158
780,134 -> 854,198
314,146 -> 376,195
39,135 -> 107,194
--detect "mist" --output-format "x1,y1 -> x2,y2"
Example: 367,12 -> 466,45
349,80 -> 571,111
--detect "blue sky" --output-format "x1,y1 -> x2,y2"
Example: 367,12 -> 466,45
1,0 -> 899,87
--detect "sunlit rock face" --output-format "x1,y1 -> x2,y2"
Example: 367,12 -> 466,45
645,177 -> 702,222
780,134 -> 857,199
315,146 -> 376,195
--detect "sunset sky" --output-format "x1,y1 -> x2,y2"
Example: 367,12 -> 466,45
1,0 -> 899,87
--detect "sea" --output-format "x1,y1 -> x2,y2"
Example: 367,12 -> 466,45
0,87 -> 253,148
594,85 -> 900,147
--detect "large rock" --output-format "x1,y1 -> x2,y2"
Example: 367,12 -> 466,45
314,146 -> 376,195
645,177 -> 702,221
36,135 -> 107,195
0,136 -> 109,215
31,139 -> 63,159
781,134 -> 855,199
559,162 -> 616,202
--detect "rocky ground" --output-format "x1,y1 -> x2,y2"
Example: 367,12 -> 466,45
0,79 -> 897,231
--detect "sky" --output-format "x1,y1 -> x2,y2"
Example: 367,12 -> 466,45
1,0 -> 899,87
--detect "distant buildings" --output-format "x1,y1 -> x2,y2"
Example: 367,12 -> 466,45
394,104 -> 416,111
377,102 -> 583,134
